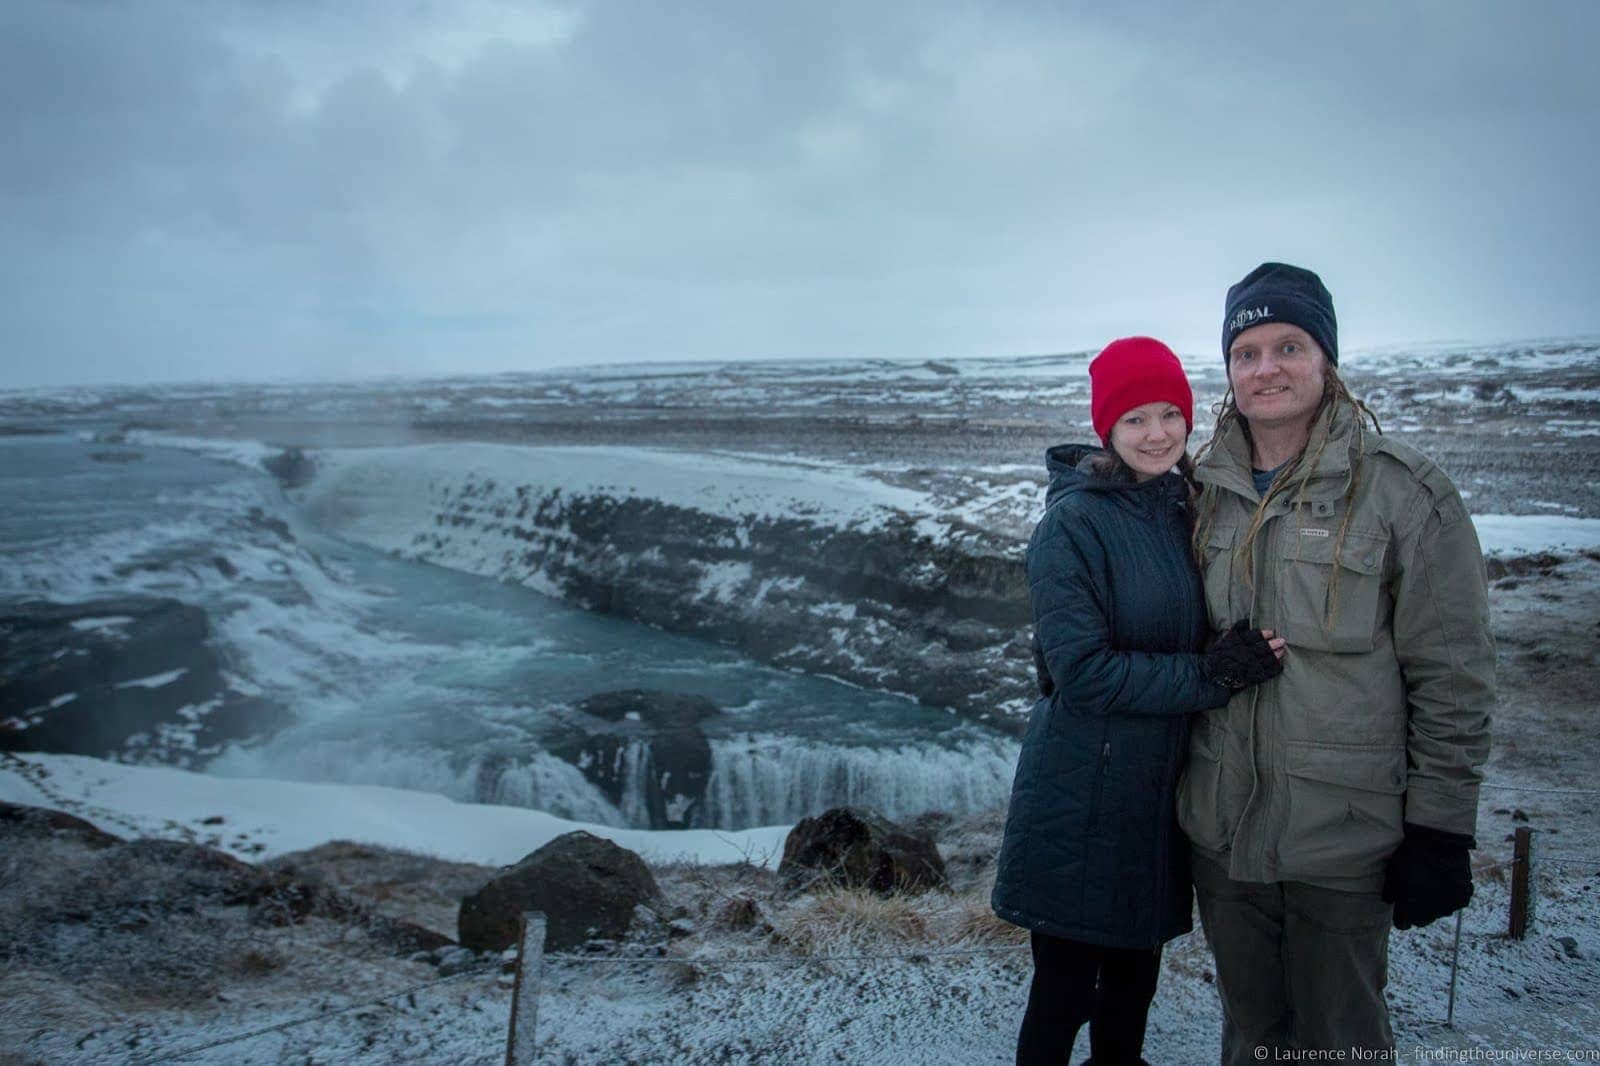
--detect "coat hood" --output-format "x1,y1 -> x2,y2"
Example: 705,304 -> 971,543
1044,442 -> 1187,512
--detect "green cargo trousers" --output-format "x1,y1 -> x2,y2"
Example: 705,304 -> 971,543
1192,851 -> 1394,1064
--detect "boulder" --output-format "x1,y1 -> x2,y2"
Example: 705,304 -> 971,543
458,831 -> 660,953
779,806 -> 947,895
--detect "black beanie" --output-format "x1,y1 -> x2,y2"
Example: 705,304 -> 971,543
1222,262 -> 1338,366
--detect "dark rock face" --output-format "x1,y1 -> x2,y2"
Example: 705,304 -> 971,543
458,831 -> 660,953
0,597 -> 288,762
547,690 -> 719,830
0,800 -> 124,850
778,806 -> 948,895
262,446 -> 316,489
405,478 -> 1035,732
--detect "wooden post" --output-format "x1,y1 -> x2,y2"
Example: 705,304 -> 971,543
505,912 -> 548,1066
1508,827 -> 1534,940
1446,910 -> 1463,1027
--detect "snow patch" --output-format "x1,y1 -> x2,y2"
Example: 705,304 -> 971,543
1471,515 -> 1600,557
0,753 -> 792,869
115,668 -> 190,690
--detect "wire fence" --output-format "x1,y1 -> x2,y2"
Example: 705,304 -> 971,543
112,834 -> 1600,1065
1479,781 -> 1600,797
31,768 -> 1600,1064
118,942 -> 1037,1064
127,960 -> 507,1065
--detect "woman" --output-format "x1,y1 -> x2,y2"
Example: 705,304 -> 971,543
991,336 -> 1285,1066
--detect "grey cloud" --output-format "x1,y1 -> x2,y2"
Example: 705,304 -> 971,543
1,0 -> 1596,386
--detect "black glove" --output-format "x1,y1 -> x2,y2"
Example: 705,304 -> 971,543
1030,631 -> 1054,698
1201,620 -> 1283,690
1384,822 -> 1476,929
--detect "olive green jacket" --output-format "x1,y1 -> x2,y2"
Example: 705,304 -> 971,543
1176,402 -> 1494,892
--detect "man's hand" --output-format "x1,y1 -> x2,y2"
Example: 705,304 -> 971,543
1383,822 -> 1476,929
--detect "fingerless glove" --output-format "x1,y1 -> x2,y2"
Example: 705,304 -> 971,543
1202,619 -> 1283,690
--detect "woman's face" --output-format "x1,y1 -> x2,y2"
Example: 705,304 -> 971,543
1109,401 -> 1188,482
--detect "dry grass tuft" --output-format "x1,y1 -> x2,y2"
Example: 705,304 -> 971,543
947,896 -> 1029,946
773,874 -> 1026,958
778,886 -> 932,955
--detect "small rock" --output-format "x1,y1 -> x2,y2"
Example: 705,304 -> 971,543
667,918 -> 696,939
715,895 -> 765,932
1557,936 -> 1582,959
779,806 -> 947,895
1512,809 -> 1530,822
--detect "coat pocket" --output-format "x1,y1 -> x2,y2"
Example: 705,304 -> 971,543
1277,527 -> 1388,653
1202,525 -> 1240,626
1177,717 -> 1231,854
1281,741 -> 1406,878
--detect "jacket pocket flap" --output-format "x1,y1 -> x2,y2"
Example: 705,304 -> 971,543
1279,528 -> 1387,574
1284,742 -> 1405,794
1207,525 -> 1238,550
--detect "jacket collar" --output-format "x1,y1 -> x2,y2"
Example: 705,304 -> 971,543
1195,400 -> 1366,506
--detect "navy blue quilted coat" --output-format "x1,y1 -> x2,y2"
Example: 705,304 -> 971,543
991,444 -> 1230,949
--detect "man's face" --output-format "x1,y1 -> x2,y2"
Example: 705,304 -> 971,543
1227,322 -> 1328,432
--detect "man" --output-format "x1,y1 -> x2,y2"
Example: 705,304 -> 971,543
1177,262 -> 1494,1062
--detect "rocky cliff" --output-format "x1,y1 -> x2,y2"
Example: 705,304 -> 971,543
303,446 -> 1037,731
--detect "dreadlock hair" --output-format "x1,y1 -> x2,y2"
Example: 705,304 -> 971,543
1190,362 -> 1384,630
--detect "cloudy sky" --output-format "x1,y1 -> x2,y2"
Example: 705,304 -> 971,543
2,1 -> 1597,388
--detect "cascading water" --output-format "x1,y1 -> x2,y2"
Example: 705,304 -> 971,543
207,742 -> 631,826
701,734 -> 1018,828
3,432 -> 1025,833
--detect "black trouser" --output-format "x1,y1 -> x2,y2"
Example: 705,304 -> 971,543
1016,931 -> 1161,1066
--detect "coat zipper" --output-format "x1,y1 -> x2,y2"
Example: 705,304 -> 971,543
1088,740 -> 1111,828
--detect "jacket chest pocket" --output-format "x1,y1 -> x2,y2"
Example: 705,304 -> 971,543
1277,527 -> 1389,653
1202,525 -> 1239,625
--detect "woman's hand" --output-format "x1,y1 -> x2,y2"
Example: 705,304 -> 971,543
1202,620 -> 1287,690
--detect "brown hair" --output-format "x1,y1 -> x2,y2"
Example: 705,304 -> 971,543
1190,364 -> 1383,626
1090,447 -> 1200,508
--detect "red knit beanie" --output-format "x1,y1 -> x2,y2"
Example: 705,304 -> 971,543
1088,336 -> 1195,443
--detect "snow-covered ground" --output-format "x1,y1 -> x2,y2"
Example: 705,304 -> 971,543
3,749 -> 1597,1065
0,752 -> 791,869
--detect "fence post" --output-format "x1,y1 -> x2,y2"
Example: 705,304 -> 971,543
1508,827 -> 1534,940
505,912 -> 548,1066
1445,910 -> 1462,1027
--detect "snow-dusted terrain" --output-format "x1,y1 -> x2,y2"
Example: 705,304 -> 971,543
2,338 -> 1599,1063
2,748 -> 1596,1064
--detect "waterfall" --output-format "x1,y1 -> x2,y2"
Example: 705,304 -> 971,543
208,731 -> 1020,832
208,743 -> 628,827
700,734 -> 1019,828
